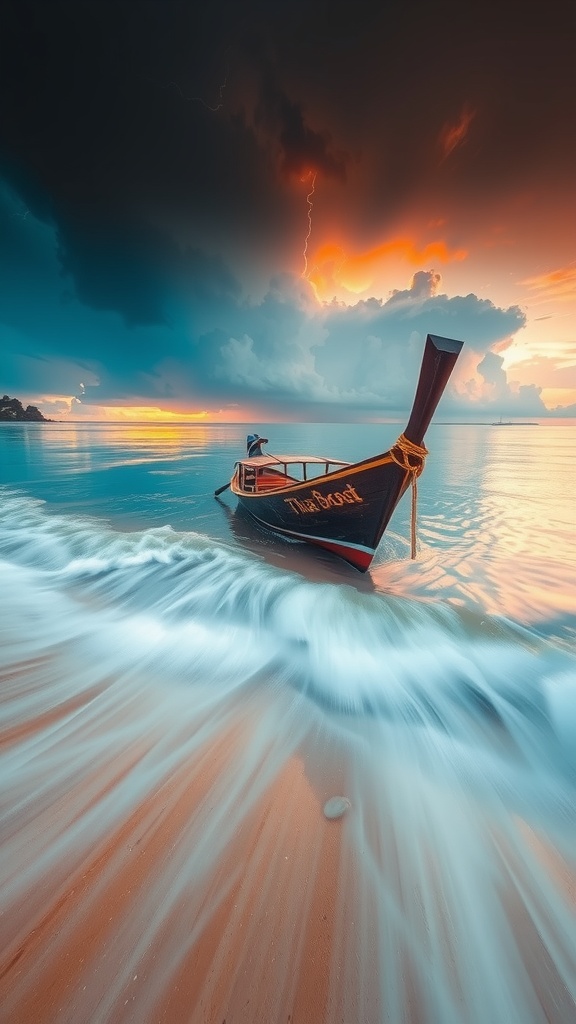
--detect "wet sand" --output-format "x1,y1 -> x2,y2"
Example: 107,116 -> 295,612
2,668 -> 575,1024
0,666 -> 361,1024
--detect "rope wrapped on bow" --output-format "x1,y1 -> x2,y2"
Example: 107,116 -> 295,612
389,434 -> 429,559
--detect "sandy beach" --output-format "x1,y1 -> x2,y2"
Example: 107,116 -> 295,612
2,653 -> 575,1024
0,655 -> 356,1024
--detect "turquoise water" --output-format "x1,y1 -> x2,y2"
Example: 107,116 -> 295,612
1,422 -> 575,1022
2,420 -> 574,642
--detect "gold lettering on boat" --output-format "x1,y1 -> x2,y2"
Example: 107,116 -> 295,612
284,483 -> 363,514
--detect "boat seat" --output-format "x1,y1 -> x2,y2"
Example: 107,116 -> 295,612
256,472 -> 296,490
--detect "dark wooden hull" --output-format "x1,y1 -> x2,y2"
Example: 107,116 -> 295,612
228,334 -> 463,572
234,452 -> 409,571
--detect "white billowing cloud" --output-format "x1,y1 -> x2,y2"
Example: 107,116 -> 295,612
388,269 -> 442,301
213,279 -> 329,400
215,333 -> 332,399
31,398 -> 73,417
205,271 -> 528,413
469,351 -> 547,415
477,351 -> 509,393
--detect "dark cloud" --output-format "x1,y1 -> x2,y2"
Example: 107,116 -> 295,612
56,219 -> 242,326
56,219 -> 171,326
0,1 -> 306,311
0,1 -> 574,419
255,63 -> 347,182
2,0 -> 572,279
3,189 -> 530,417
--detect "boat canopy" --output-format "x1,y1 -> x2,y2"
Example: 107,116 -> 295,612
235,454 -> 350,468
234,453 -> 352,492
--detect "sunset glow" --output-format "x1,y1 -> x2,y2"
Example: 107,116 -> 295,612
49,403 -> 266,424
522,265 -> 576,302
78,405 -> 212,422
307,237 -> 468,301
540,387 -> 576,409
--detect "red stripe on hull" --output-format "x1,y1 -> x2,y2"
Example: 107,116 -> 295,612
305,537 -> 374,571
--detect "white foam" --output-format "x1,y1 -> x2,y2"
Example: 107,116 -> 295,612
1,493 -> 576,1023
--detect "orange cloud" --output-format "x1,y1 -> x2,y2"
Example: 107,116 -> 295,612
522,265 -> 576,301
439,105 -> 476,160
540,387 -> 576,410
307,236 -> 467,300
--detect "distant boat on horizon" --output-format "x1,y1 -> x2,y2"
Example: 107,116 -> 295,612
491,417 -> 538,426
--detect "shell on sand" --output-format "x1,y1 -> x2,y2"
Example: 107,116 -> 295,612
323,796 -> 351,820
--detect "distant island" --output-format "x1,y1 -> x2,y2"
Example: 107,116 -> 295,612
0,395 -> 52,422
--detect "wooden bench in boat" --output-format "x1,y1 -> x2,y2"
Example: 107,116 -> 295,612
257,471 -> 296,490
234,454 -> 350,494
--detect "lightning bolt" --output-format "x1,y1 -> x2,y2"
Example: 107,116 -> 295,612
209,70 -> 228,112
145,62 -> 229,113
301,171 -> 316,278
179,69 -> 228,112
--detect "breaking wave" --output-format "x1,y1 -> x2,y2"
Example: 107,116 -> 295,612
1,492 -> 575,1023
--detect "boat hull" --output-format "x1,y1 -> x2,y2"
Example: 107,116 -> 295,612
233,452 -> 409,571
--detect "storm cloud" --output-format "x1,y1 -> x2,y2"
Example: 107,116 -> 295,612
2,176 -> 537,418
0,1 -> 574,418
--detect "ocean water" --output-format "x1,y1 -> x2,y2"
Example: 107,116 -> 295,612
0,421 -> 575,1023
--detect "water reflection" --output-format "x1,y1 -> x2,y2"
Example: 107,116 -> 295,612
372,426 -> 576,645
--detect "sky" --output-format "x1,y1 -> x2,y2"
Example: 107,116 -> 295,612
0,0 -> 575,422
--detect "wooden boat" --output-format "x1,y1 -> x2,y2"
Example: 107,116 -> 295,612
215,333 -> 463,572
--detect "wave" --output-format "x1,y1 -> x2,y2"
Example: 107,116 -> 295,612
1,490 -> 574,807
1,491 -> 575,1023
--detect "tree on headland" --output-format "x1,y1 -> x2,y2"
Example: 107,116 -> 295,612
0,396 -> 52,422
